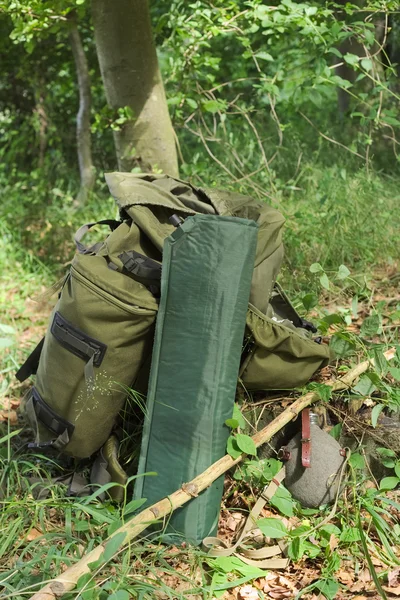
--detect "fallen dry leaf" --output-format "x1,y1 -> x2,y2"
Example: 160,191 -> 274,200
238,585 -> 259,600
382,586 -> 400,596
329,534 -> 339,552
0,397 -> 20,411
0,410 -> 18,425
336,569 -> 354,585
388,568 -> 400,588
25,528 -> 42,541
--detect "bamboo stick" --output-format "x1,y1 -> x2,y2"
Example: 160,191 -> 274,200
30,348 -> 394,600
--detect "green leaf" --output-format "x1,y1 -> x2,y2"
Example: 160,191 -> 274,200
270,486 -> 294,517
203,100 -> 225,114
305,6 -> 318,16
310,383 -> 332,403
302,540 -> 321,559
337,264 -> 350,280
103,532 -> 126,562
309,89 -> 322,108
377,447 -> 396,458
349,452 -> 365,470
361,58 -> 373,71
235,434 -> 257,456
314,578 -> 340,600
379,477 -> 400,491
225,418 -> 239,429
321,313 -> 343,326
290,524 -> 312,537
227,436 -> 242,459
310,262 -> 323,273
108,592 -> 130,600
382,116 -> 400,126
0,324 -> 16,335
320,273 -> 330,290
232,404 -> 246,429
340,527 -> 361,543
255,51 -> 273,61
353,375 -> 376,396
329,423 -> 342,440
287,537 -> 306,561
371,348 -> 388,376
186,98 -> 198,109
328,47 -> 342,58
395,461 -> 400,479
0,338 -> 15,349
360,314 -> 381,337
302,293 -> 318,311
371,404 -> 384,428
257,517 -> 288,538
74,521 -> 90,532
344,53 -> 360,66
123,498 -> 146,516
319,524 -> 341,537
330,334 -> 356,358
389,367 -> 400,381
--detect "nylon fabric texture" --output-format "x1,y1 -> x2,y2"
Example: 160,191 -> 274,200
134,215 -> 258,544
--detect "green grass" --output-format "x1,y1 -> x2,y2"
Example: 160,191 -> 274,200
0,161 -> 399,599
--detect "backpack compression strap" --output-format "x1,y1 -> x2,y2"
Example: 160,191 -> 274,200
25,387 -> 75,451
16,338 -> 45,382
202,467 -> 289,569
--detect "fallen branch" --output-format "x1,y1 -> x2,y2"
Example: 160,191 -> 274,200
30,348 -> 395,600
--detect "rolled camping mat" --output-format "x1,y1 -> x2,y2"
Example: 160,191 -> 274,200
134,214 -> 258,545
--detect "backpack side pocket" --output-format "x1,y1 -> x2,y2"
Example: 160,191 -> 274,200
29,254 -> 157,458
240,304 -> 331,391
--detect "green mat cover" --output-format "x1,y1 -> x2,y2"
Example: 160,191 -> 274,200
134,214 -> 258,544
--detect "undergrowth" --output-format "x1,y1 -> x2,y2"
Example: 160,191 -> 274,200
0,160 -> 399,599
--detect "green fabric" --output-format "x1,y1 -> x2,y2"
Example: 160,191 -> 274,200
33,251 -> 157,458
240,302 -> 331,390
134,215 -> 258,544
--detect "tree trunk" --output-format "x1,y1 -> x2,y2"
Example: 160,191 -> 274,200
34,79 -> 48,168
69,21 -> 96,204
91,0 -> 179,176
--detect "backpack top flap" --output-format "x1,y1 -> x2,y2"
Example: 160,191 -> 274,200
105,172 -> 285,269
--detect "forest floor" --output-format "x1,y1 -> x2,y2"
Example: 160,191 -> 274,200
0,256 -> 399,600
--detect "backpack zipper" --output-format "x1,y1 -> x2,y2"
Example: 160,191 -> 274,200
71,265 -> 156,315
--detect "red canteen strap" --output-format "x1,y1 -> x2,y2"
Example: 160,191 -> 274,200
301,408 -> 312,468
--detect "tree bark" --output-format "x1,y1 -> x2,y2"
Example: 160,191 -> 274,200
34,79 -> 48,168
91,0 -> 179,176
69,21 -> 96,204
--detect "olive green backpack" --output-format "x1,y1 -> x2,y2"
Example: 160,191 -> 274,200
17,173 -> 330,465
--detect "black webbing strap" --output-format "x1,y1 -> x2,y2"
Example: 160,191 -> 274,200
16,337 -> 45,382
74,219 -> 121,254
51,312 -> 107,368
119,251 -> 162,296
119,251 -> 162,281
28,387 -> 75,451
